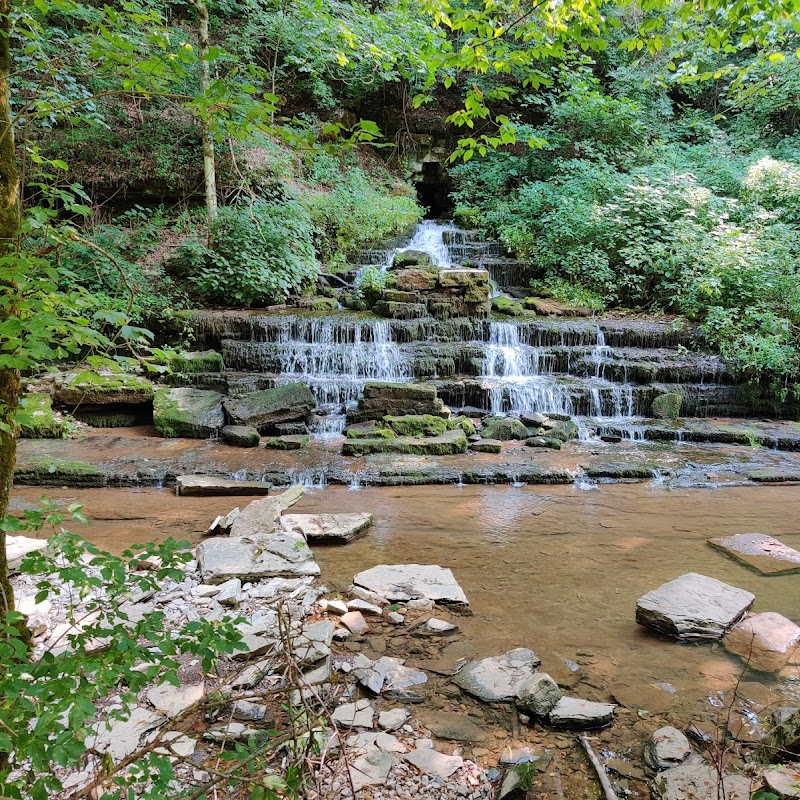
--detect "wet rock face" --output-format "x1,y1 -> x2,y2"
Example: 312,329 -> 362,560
347,382 -> 448,423
396,269 -> 437,292
635,573 -> 755,639
223,383 -> 315,434
221,424 -> 260,447
651,392 -> 683,420
724,612 -> 800,672
153,387 -> 225,438
453,648 -> 542,702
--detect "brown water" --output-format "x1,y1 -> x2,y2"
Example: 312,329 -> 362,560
12,481 -> 800,721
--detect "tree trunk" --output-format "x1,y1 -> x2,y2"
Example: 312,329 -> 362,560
195,0 -> 218,241
0,0 -> 22,626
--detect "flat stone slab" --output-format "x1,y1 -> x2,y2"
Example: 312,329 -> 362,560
636,573 -> 755,639
87,707 -> 165,762
7,534 -> 48,572
352,654 -> 428,694
197,531 -> 319,583
548,697 -> 616,729
453,648 -> 541,702
353,564 -> 468,605
724,612 -> 800,672
404,748 -> 464,778
146,682 -> 205,718
332,699 -> 374,728
709,533 -> 800,575
176,474 -> 271,497
643,726 -> 693,770
229,486 -> 305,537
349,750 -> 392,791
280,513 -> 373,544
651,764 -> 751,800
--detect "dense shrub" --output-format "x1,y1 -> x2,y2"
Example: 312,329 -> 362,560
172,200 -> 317,306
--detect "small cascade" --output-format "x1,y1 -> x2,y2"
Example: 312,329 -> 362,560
390,220 -> 457,270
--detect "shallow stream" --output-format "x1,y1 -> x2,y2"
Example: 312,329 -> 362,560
13,481 -> 800,722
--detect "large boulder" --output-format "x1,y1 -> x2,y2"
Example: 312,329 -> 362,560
223,383 -> 315,433
392,249 -> 432,269
454,648 -> 542,702
53,370 -> 154,406
353,563 -> 468,604
396,269 -> 437,291
153,387 -> 224,438
724,612 -> 800,672
196,531 -> 319,583
481,417 -> 529,441
635,573 -> 755,639
347,382 -> 448,424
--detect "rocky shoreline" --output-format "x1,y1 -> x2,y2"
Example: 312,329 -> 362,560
9,485 -> 800,799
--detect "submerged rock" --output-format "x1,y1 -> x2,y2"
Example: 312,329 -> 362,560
280,513 -> 373,544
724,612 -> 800,672
176,474 -> 271,497
454,648 -> 541,702
650,764 -> 751,800
153,387 -> 224,438
708,532 -> 800,576
636,573 -> 755,639
353,564 -> 468,604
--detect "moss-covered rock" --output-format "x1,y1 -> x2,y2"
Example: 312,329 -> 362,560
525,436 -> 563,450
481,417 -> 529,441
396,269 -> 437,292
491,296 -> 524,316
53,370 -> 154,406
547,420 -> 579,442
651,392 -> 683,420
447,415 -> 476,436
345,426 -> 396,440
470,438 -> 502,453
14,457 -> 105,487
384,414 -> 448,437
153,387 -> 225,438
222,425 -> 261,447
310,297 -> 338,311
223,383 -> 315,433
265,434 -> 310,450
18,393 -> 68,439
584,463 -> 656,480
168,350 -> 225,374
342,428 -> 467,456
372,300 -> 428,319
438,269 -> 490,289
382,289 -> 421,304
392,249 -> 432,269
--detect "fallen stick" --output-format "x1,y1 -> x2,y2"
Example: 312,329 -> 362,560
579,735 -> 619,800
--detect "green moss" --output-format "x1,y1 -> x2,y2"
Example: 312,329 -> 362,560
383,414 -> 448,437
18,394 -> 68,439
584,463 -> 656,480
153,387 -> 224,438
547,419 -> 579,442
491,296 -> 524,316
54,370 -> 154,406
342,429 -> 467,456
651,392 -> 683,420
310,297 -> 338,311
481,417 -> 529,441
392,250 -> 432,269
525,436 -> 563,450
346,427 -> 396,440
265,434 -> 310,449
447,415 -> 476,436
470,439 -> 502,453
15,457 -> 105,487
167,349 -> 225,374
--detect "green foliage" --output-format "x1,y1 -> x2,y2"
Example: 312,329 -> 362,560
0,503 -> 244,799
173,199 -> 317,306
354,267 -> 388,307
